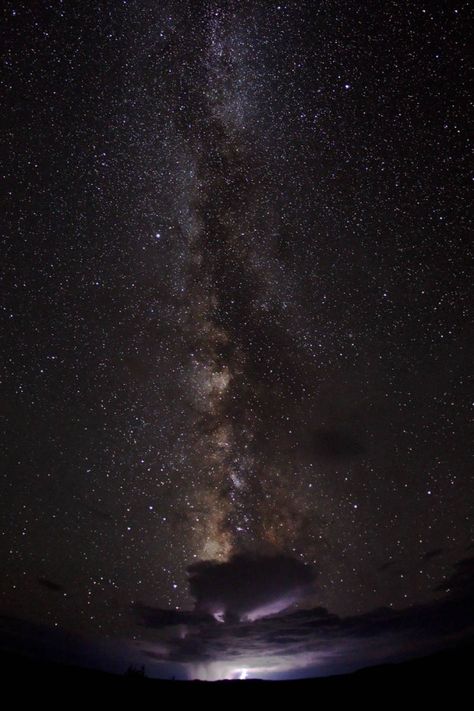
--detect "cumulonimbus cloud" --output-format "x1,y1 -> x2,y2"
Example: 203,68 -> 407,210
133,555 -> 474,680
187,552 -> 317,622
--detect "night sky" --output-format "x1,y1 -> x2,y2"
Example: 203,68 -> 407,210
1,0 -> 472,681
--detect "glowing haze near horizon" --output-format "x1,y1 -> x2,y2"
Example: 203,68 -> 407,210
1,0 -> 472,680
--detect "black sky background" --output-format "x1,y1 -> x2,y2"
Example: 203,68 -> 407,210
1,0 -> 472,679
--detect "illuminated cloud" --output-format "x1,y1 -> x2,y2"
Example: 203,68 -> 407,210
188,553 -> 317,622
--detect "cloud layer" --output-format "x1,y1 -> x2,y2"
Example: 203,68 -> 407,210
133,554 -> 474,680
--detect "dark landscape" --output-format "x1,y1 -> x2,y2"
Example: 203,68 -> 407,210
1,644 -> 472,700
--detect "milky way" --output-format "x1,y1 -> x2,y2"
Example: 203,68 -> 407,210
179,7 -> 324,562
1,0 -> 472,679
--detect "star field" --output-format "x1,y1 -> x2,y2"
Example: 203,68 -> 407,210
0,0 -> 472,676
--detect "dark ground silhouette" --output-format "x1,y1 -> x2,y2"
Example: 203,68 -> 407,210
0,643 -> 471,702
